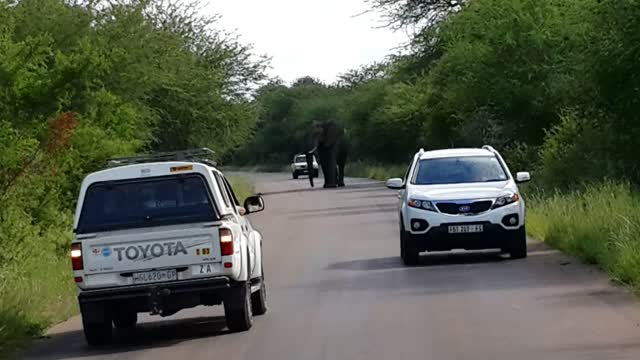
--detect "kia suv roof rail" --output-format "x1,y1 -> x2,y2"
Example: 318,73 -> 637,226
106,148 -> 217,168
482,145 -> 497,153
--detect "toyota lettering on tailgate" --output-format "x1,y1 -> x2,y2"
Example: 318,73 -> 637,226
113,241 -> 188,261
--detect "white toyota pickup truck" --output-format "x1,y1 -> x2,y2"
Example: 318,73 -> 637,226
70,149 -> 267,345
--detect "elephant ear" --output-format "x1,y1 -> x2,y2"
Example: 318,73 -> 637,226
306,152 -> 314,187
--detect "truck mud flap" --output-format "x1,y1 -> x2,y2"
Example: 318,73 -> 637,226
148,286 -> 172,315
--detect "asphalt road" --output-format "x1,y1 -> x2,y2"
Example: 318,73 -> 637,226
22,173 -> 640,360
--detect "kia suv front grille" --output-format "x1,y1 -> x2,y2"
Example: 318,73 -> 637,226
436,200 -> 493,215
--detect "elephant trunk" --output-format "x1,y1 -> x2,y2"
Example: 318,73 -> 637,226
306,138 -> 318,188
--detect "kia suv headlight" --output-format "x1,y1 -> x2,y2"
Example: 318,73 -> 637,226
408,199 -> 437,212
493,193 -> 520,209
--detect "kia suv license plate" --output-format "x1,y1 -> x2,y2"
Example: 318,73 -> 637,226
448,225 -> 484,234
133,269 -> 177,284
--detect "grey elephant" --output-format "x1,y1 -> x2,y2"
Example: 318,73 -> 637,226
305,120 -> 349,188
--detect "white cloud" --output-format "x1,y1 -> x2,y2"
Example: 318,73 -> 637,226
204,0 -> 408,84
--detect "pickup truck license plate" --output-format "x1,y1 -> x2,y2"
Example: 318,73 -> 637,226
133,269 -> 177,284
448,225 -> 484,234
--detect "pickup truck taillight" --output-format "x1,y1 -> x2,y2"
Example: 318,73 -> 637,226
70,243 -> 83,270
219,228 -> 234,256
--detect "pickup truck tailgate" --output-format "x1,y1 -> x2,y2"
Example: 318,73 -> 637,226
81,224 -> 221,275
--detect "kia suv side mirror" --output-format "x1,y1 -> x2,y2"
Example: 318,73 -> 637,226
386,178 -> 405,190
515,172 -> 531,183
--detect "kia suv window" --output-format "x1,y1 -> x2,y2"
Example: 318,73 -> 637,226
412,156 -> 508,185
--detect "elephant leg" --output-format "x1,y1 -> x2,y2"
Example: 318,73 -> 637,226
322,147 -> 338,188
317,147 -> 333,188
336,164 -> 345,187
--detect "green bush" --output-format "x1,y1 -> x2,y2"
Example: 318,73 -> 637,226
537,111 -> 618,189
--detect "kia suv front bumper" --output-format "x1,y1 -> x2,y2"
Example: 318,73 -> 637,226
401,201 -> 525,252
404,222 -> 524,252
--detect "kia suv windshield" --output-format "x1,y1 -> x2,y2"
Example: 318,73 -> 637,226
77,174 -> 217,233
413,156 -> 508,185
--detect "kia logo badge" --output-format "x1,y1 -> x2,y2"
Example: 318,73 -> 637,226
459,205 -> 471,213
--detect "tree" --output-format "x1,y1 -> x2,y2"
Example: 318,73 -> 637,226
365,0 -> 463,32
336,62 -> 390,88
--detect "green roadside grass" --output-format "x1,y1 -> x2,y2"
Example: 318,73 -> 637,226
228,176 -> 255,204
0,254 -> 77,358
348,163 -> 640,292
527,182 -> 640,290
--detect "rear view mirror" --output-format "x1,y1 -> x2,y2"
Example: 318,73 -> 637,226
516,172 -> 531,183
386,178 -> 404,190
244,195 -> 265,214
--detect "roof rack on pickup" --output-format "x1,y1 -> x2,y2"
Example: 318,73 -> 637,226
106,148 -> 217,168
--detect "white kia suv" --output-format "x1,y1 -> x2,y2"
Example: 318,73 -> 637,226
386,146 -> 531,265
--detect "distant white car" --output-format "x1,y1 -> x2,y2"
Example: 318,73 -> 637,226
291,154 -> 319,179
70,149 -> 267,345
386,146 -> 531,265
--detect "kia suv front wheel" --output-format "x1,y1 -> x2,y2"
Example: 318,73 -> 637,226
508,227 -> 527,259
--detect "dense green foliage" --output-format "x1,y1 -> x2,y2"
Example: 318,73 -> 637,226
0,0 -> 265,353
244,0 -> 640,188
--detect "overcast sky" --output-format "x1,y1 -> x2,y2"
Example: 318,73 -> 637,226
205,0 -> 409,85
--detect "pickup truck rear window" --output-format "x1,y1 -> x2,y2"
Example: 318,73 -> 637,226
77,175 -> 217,234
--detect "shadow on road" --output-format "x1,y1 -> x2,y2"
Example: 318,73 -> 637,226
336,186 -> 388,194
327,251 -> 504,271
23,316 -> 229,360
309,247 -> 610,296
259,181 -> 385,197
259,187 -> 321,196
290,204 -> 397,218
291,203 -> 397,215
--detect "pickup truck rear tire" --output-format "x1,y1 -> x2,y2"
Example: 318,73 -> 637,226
251,269 -> 268,315
113,310 -> 137,329
224,281 -> 253,332
82,310 -> 113,345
